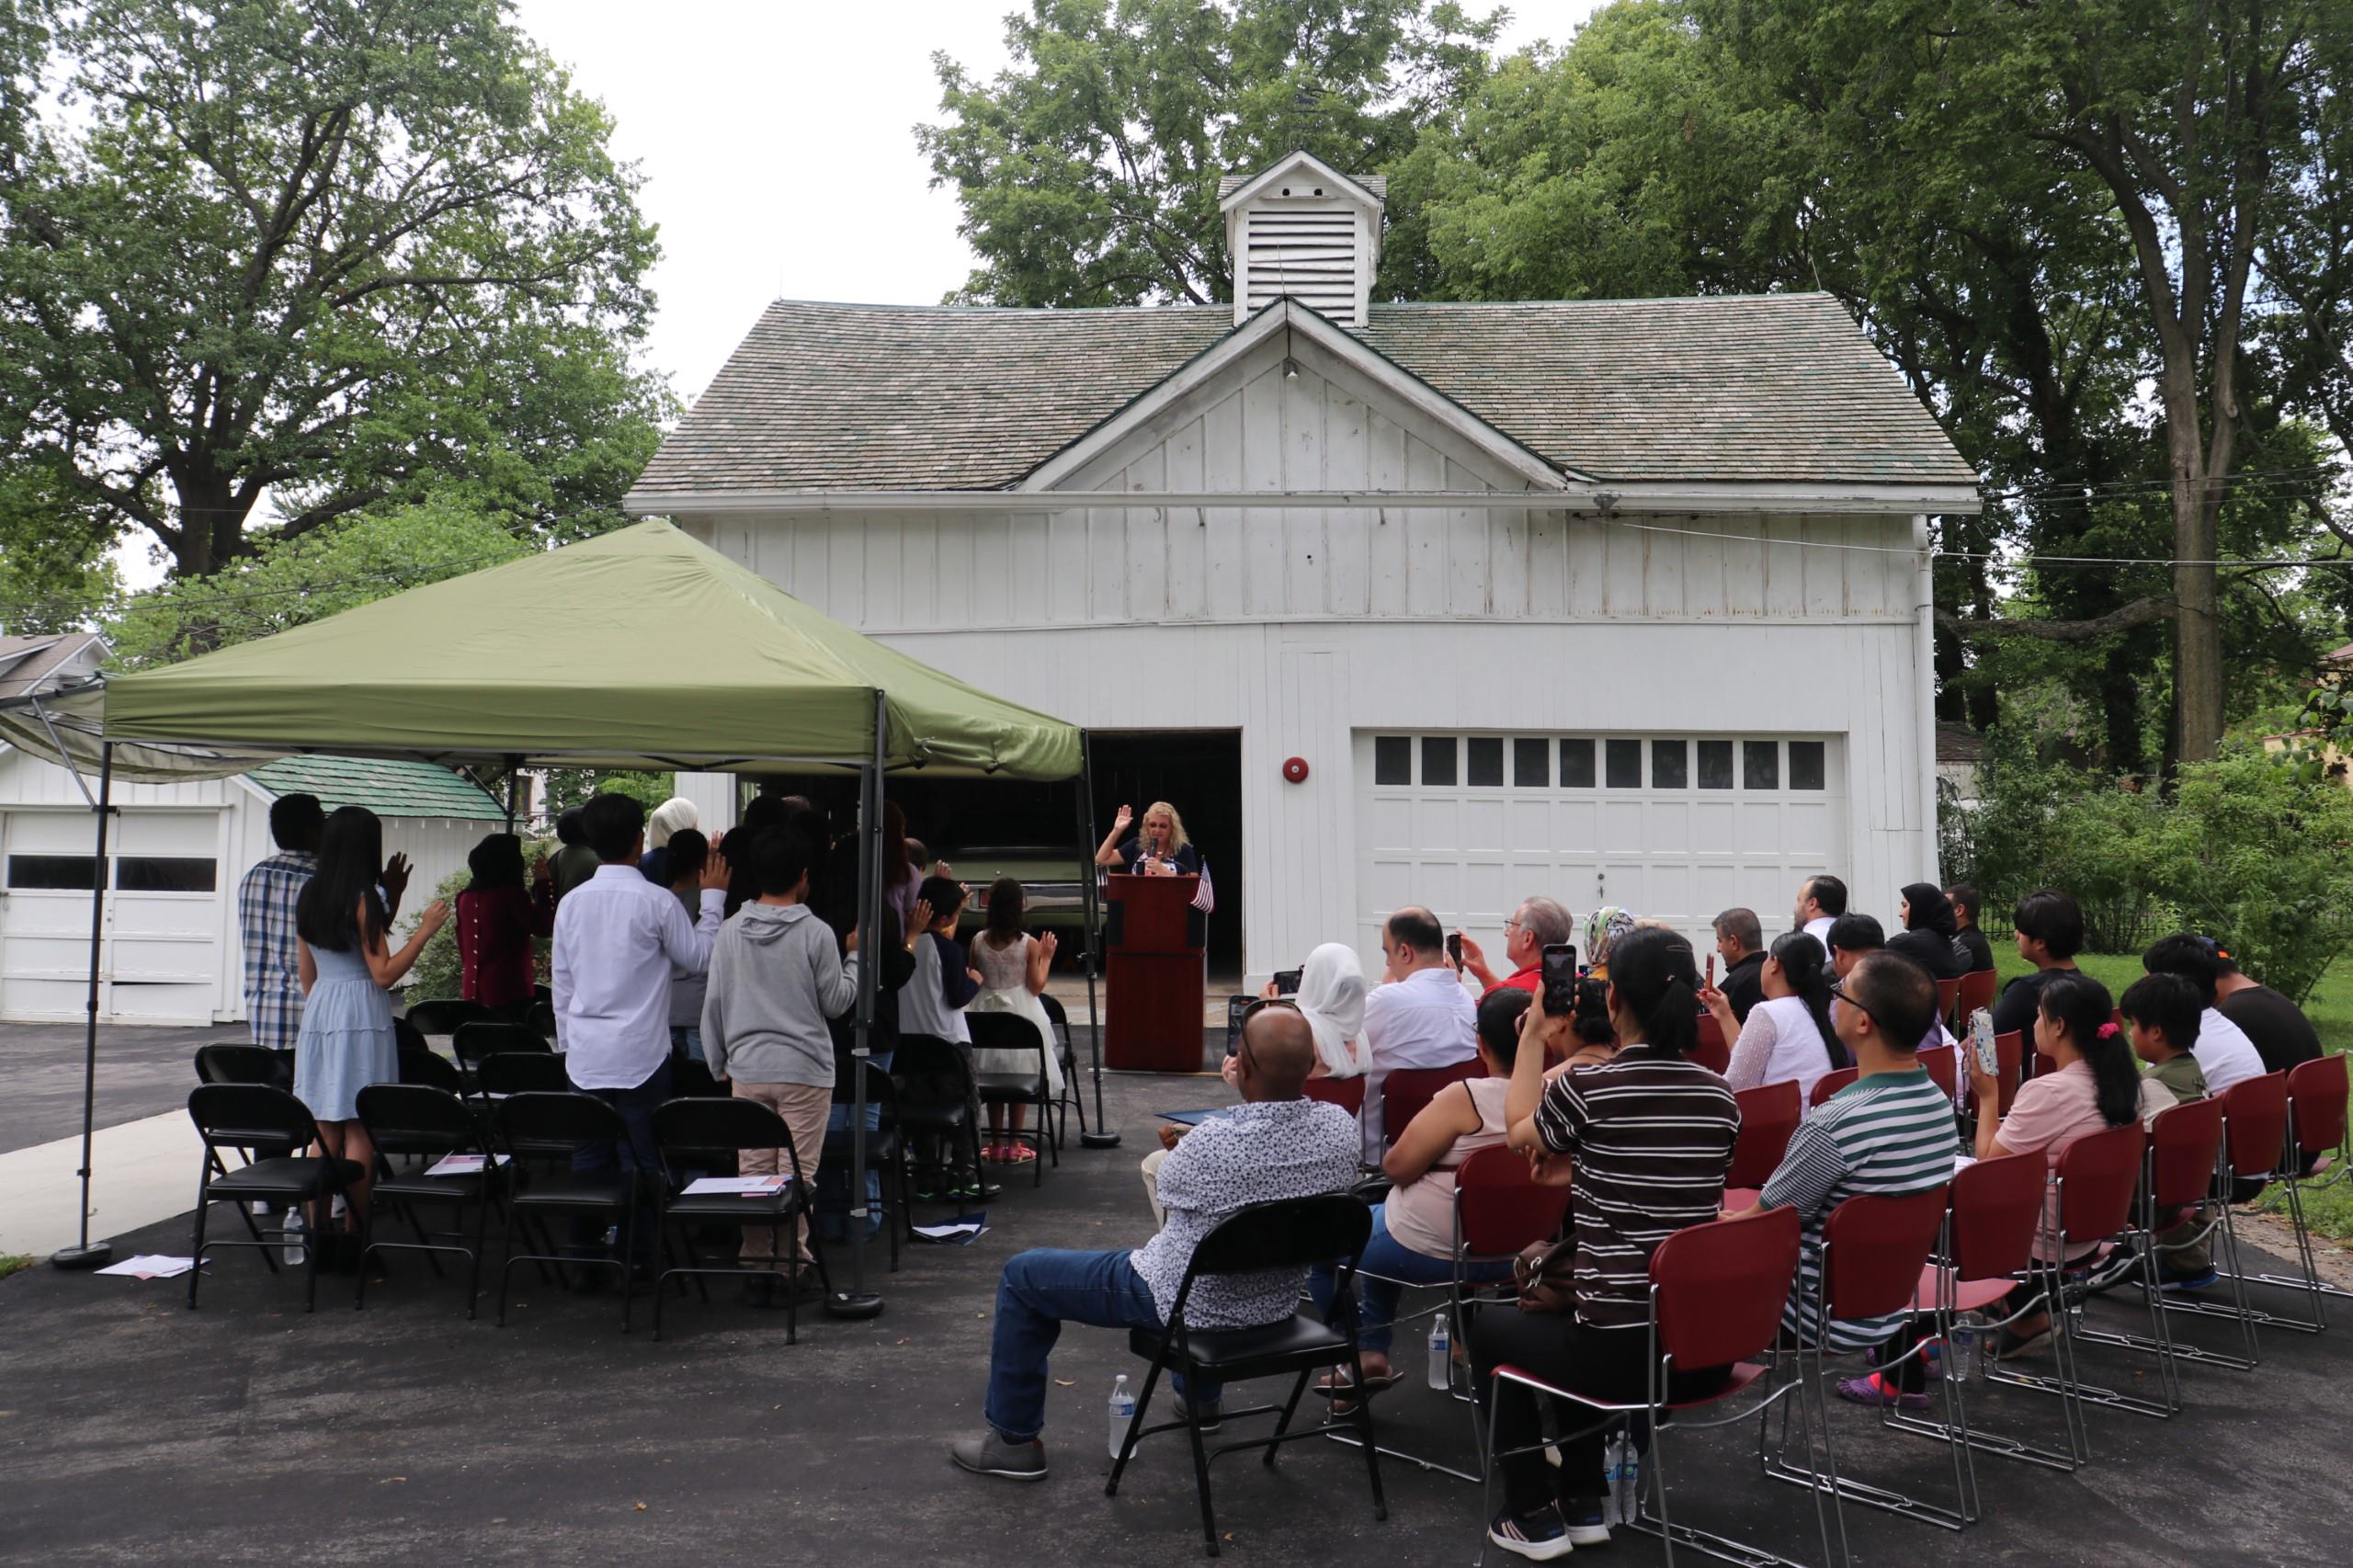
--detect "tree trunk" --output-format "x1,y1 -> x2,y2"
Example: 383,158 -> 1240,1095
165,464 -> 259,578
2169,456 -> 2224,764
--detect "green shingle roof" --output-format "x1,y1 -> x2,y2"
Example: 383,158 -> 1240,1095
628,292 -> 1978,498
245,756 -> 505,820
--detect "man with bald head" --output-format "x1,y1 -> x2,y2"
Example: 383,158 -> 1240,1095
1358,904 -> 1479,1162
951,1004 -> 1360,1482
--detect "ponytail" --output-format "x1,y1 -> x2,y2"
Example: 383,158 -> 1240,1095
2040,971 -> 2138,1128
1608,926 -> 1702,1060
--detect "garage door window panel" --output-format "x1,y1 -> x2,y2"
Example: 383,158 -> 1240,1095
6,855 -> 96,891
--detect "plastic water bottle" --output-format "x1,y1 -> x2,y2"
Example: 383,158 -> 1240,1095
1617,1438 -> 1643,1525
1427,1314 -> 1452,1391
1949,1314 -> 1983,1383
1601,1433 -> 1631,1525
1108,1374 -> 1137,1459
281,1208 -> 306,1267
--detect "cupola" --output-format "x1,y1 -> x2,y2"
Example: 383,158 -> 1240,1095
1218,151 -> 1385,328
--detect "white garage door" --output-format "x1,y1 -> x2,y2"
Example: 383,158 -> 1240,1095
1353,731 -> 1846,960
0,808 -> 227,1023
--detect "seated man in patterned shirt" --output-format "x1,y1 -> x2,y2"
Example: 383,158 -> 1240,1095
950,1004 -> 1361,1483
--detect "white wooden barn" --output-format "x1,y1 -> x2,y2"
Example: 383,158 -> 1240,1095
0,633 -> 506,1023
625,153 -> 1980,983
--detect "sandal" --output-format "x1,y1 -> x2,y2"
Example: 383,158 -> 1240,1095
1835,1372 -> 1927,1412
1004,1144 -> 1038,1165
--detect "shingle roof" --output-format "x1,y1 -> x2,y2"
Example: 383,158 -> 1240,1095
246,756 -> 505,821
631,292 -> 1977,499
0,632 -> 103,699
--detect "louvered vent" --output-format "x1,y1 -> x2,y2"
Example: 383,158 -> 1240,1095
1222,154 -> 1384,328
1242,202 -> 1362,323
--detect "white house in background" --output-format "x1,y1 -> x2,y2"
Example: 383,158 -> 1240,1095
0,633 -> 506,1023
625,152 -> 1981,983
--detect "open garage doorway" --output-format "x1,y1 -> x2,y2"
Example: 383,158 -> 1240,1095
1086,730 -> 1244,978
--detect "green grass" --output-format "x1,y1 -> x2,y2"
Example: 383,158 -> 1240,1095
0,1254 -> 30,1283
1991,948 -> 2353,1243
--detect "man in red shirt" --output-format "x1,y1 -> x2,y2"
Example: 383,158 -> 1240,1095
1458,896 -> 1574,998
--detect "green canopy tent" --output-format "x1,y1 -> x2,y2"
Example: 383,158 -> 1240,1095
8,522 -> 1108,1306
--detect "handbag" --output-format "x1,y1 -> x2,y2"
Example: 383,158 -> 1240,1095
1513,1233 -> 1578,1314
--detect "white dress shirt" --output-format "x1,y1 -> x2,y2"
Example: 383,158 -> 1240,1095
1803,915 -> 1836,948
2192,1006 -> 2265,1096
551,863 -> 722,1090
1358,963 -> 1479,1160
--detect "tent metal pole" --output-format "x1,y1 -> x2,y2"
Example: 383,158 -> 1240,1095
1076,733 -> 1117,1149
826,689 -> 887,1320
503,754 -> 523,832
51,741 -> 115,1269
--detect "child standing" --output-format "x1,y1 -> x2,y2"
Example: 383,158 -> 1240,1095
2120,971 -> 2215,1289
899,876 -> 985,1199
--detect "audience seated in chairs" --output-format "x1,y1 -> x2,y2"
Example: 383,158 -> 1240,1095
1264,941 -> 1370,1078
1457,895 -> 1574,1001
2120,971 -> 2218,1290
1945,881 -> 1997,976
1719,951 -> 1961,1411
1304,986 -> 1528,1398
1710,906 -> 1768,1023
1961,971 -> 2171,1362
1699,930 -> 1843,1103
2142,932 -> 2267,1096
1890,881 -> 1966,981
699,825 -> 857,1292
949,1003 -> 1359,1482
1473,926 -> 1741,1559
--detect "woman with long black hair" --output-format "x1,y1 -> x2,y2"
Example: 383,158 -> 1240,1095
1966,969 -> 2170,1357
1700,929 -> 1847,1099
294,806 -> 449,1257
1476,926 -> 1742,1558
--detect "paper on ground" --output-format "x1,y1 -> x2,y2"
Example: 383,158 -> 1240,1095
94,1255 -> 198,1280
423,1153 -> 512,1177
682,1175 -> 790,1196
913,1213 -> 990,1244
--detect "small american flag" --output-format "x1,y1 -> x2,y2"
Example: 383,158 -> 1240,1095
1190,859 -> 1216,915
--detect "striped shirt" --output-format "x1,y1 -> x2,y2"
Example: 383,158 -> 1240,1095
237,850 -> 315,1051
1761,1067 -> 1959,1351
1532,1042 -> 1740,1331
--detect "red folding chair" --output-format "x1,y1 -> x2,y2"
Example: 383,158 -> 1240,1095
1809,1067 -> 1860,1109
1691,1011 -> 1731,1076
1986,1122 -> 2145,1467
1303,1074 -> 1367,1117
1888,1151 -> 2063,1493
1954,968 -> 1996,1024
2165,1072 -> 2300,1340
1919,1044 -> 1959,1102
2215,1055 -> 2351,1330
1764,1186 -> 1955,1553
1724,1081 -> 1802,1209
1936,977 -> 1962,1030
2074,1096 -> 2240,1392
1479,1208 -> 1826,1568
1326,1145 -> 1572,1484
1381,1060 -> 1484,1150
1963,1029 -> 2025,1121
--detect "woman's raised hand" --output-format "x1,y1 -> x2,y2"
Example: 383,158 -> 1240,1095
1113,803 -> 1134,833
418,899 -> 450,936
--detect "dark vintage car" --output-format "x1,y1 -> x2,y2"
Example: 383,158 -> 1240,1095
938,845 -> 1093,937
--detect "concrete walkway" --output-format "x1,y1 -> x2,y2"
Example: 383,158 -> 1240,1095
0,1110 -> 203,1257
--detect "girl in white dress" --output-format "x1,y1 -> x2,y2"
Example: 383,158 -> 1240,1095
967,878 -> 1064,1164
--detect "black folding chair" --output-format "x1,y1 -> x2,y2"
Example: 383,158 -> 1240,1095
195,1041 -> 294,1091
404,997 -> 489,1036
354,1084 -> 508,1317
826,1060 -> 907,1272
528,998 -> 557,1040
1108,1193 -> 1383,1557
892,1033 -> 987,1201
397,1040 -> 468,1096
670,1054 -> 728,1099
969,1012 -> 1057,1187
453,1019 -> 550,1084
650,1096 -> 828,1343
493,1092 -> 642,1333
1038,991 -> 1086,1146
184,1084 -> 363,1312
477,1051 -> 569,1097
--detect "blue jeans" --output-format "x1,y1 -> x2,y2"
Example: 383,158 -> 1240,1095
820,1049 -> 892,1242
568,1056 -> 671,1261
1306,1202 -> 1511,1354
985,1247 -> 1215,1443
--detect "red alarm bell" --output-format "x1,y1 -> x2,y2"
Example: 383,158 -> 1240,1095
1282,756 -> 1310,784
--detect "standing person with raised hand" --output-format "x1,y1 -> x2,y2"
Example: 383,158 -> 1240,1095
551,791 -> 729,1274
1476,926 -> 1740,1558
454,831 -> 552,1017
293,805 -> 448,1268
1094,800 -> 1201,877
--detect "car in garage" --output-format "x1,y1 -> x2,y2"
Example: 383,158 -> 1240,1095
933,845 -> 1092,939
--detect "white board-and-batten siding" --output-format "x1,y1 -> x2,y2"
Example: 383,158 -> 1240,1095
676,342 -> 1937,977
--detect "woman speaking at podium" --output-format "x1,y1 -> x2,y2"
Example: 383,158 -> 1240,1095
1094,801 -> 1200,877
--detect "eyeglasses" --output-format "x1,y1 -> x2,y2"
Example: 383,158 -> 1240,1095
1826,980 -> 1895,1039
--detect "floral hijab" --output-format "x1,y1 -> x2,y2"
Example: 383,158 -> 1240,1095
1584,905 -> 1637,973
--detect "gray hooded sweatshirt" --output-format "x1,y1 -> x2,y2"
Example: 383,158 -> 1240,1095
699,902 -> 859,1088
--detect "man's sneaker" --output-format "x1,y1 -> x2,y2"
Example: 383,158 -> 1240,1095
2157,1264 -> 2220,1292
1563,1500 -> 1612,1547
949,1430 -> 1048,1482
1176,1395 -> 1223,1433
1994,1323 -> 2053,1361
1487,1503 -> 1575,1561
2079,1244 -> 2143,1295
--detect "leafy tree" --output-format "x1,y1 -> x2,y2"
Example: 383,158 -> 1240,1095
0,458 -> 119,635
917,0 -> 1502,307
0,0 -> 666,577
103,495 -> 531,668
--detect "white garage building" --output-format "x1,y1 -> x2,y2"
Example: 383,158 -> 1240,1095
625,154 -> 1979,983
0,632 -> 506,1023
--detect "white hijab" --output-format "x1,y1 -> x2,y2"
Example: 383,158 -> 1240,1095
1298,942 -> 1370,1078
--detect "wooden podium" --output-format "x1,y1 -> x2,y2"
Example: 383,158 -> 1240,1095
1103,873 -> 1206,1072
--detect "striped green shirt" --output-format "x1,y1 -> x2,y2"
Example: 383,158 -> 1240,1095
1761,1067 -> 1959,1351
